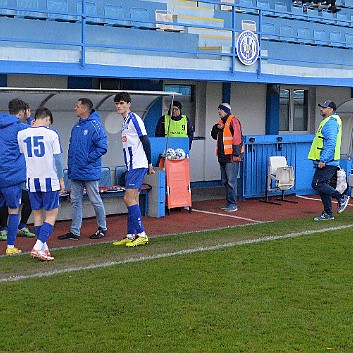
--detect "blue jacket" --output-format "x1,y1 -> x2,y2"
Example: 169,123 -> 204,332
0,113 -> 28,187
68,110 -> 108,181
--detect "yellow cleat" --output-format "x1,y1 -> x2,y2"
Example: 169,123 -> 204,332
126,235 -> 149,247
6,247 -> 22,255
113,237 -> 134,246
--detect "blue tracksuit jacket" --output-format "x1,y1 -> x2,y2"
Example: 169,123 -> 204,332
68,110 -> 108,181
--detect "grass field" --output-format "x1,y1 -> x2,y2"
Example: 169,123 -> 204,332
0,214 -> 352,353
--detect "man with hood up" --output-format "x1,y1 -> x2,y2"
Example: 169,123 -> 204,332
0,98 -> 28,255
58,98 -> 108,240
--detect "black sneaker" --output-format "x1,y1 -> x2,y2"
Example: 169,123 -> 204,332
89,227 -> 107,239
58,232 -> 80,240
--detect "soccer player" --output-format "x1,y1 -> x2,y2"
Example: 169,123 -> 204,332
112,92 -> 155,247
18,107 -> 65,261
0,99 -> 28,255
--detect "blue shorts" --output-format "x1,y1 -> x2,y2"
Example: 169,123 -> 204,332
29,190 -> 59,211
0,184 -> 22,209
125,168 -> 147,191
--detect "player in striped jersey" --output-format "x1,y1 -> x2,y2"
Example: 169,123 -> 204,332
112,92 -> 155,247
17,107 -> 65,261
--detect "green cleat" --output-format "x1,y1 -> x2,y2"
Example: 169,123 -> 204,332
17,227 -> 36,238
126,235 -> 149,247
0,229 -> 8,241
113,237 -> 134,246
6,247 -> 22,255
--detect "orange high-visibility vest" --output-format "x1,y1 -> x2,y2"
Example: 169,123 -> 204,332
216,115 -> 234,155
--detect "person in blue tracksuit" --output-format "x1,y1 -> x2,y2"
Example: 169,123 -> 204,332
0,98 -> 28,255
58,98 -> 108,240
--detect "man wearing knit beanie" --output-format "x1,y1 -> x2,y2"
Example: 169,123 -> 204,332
211,103 -> 244,212
155,100 -> 194,150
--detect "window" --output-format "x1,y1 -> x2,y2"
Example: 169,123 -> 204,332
279,89 -> 308,132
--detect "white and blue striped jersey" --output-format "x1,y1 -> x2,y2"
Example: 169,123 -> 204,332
122,112 -> 148,171
17,126 -> 62,192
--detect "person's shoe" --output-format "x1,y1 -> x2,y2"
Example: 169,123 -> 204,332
17,227 -> 36,238
220,204 -> 229,210
223,205 -> 238,212
6,247 -> 22,255
44,249 -> 51,257
338,195 -> 350,214
58,232 -> 80,240
113,237 -> 134,246
0,229 -> 7,241
89,227 -> 107,239
30,248 -> 54,261
126,235 -> 149,247
313,212 -> 334,221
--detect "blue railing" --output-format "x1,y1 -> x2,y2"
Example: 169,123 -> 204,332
0,0 -> 352,76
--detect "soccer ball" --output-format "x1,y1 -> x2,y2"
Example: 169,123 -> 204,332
166,148 -> 176,159
174,148 -> 186,159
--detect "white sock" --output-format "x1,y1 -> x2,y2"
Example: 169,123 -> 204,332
127,234 -> 135,240
7,245 -> 14,249
138,232 -> 146,238
33,240 -> 44,251
42,242 -> 49,252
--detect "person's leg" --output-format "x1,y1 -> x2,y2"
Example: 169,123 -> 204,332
19,189 -> 32,227
0,205 -> 8,240
224,161 -> 238,209
85,180 -> 107,232
220,163 -> 229,205
312,165 -> 341,216
70,180 -> 84,236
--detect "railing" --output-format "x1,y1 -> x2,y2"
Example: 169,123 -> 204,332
0,0 -> 352,76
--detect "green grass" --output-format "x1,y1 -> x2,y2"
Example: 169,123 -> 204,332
0,214 -> 352,353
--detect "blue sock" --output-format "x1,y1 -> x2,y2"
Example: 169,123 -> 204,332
18,222 -> 26,229
130,204 -> 144,234
7,214 -> 19,246
34,225 -> 41,237
38,222 -> 54,244
127,206 -> 136,235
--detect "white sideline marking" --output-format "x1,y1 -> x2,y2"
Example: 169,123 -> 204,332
1,223 -> 353,283
193,208 -> 263,223
297,194 -> 353,207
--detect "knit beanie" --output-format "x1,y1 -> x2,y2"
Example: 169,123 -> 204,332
218,103 -> 231,115
173,101 -> 182,112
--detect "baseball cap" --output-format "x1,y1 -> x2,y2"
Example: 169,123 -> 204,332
318,100 -> 337,111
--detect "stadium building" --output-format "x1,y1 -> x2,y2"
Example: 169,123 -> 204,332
1,0 -> 353,201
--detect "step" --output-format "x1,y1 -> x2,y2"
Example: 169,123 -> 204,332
198,33 -> 233,47
167,3 -> 214,18
174,14 -> 224,28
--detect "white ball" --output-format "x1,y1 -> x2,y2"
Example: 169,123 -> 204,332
166,148 -> 176,159
174,148 -> 186,159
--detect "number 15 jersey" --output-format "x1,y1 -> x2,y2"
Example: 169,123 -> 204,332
18,126 -> 62,192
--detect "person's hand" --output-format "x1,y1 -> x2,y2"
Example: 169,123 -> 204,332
217,123 -> 224,130
231,155 -> 241,162
148,164 -> 155,175
318,162 -> 326,168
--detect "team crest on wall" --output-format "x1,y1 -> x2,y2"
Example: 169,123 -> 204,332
236,30 -> 259,66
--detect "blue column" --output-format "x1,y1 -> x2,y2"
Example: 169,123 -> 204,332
0,74 -> 7,87
266,84 -> 280,135
222,82 -> 231,103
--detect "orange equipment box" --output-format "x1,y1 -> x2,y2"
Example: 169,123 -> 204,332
165,158 -> 192,212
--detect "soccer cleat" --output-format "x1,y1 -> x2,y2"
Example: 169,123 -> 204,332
90,227 -> 107,239
113,237 -> 134,246
338,195 -> 350,214
17,227 -> 36,238
30,248 -> 54,262
6,247 -> 22,255
58,232 -> 80,240
0,229 -> 8,241
313,212 -> 334,221
44,249 -> 51,257
126,235 -> 149,247
219,204 -> 229,210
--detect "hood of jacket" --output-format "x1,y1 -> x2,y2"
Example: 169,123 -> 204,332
0,113 -> 19,128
